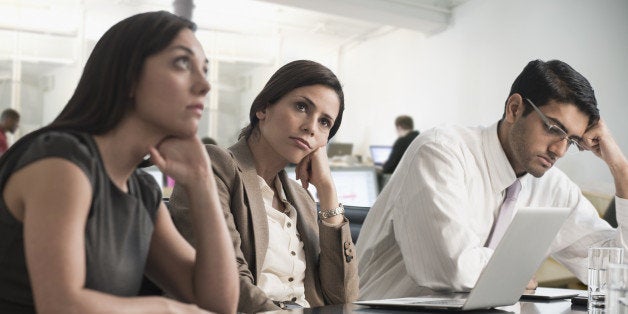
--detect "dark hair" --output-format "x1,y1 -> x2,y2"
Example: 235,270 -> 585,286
49,11 -> 196,134
395,115 -> 413,130
1,109 -> 20,121
239,60 -> 344,140
504,59 -> 599,126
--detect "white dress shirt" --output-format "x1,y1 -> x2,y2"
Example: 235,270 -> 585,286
257,176 -> 310,307
357,122 -> 628,300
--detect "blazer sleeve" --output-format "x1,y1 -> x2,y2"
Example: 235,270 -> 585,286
318,218 -> 359,304
169,148 -> 279,313
287,181 -> 359,306
213,173 -> 278,312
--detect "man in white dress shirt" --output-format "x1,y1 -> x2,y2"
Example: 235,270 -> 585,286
357,59 -> 628,300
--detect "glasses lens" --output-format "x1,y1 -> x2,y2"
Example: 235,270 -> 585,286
548,125 -> 568,139
548,125 -> 585,154
564,139 -> 587,155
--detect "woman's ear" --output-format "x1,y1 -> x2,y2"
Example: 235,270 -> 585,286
256,109 -> 266,120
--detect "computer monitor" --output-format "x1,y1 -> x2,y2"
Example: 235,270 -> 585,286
369,145 -> 392,166
327,142 -> 353,158
285,166 -> 379,207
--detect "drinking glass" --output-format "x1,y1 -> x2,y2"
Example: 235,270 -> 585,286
606,263 -> 628,314
588,247 -> 624,309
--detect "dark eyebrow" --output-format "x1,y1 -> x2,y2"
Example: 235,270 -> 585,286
547,117 -> 583,141
299,96 -> 336,125
169,45 -> 209,65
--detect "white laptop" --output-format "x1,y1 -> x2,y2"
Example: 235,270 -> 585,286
355,206 -> 571,311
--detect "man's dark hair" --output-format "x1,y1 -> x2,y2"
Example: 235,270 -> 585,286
504,59 -> 599,126
1,109 -> 20,121
395,115 -> 413,130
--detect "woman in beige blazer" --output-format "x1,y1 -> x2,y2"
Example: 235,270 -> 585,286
170,60 -> 358,312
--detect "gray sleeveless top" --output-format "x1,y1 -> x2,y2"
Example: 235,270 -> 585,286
0,131 -> 161,313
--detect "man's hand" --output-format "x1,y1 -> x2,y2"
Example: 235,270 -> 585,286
525,276 -> 538,291
582,118 -> 628,198
582,119 -> 627,167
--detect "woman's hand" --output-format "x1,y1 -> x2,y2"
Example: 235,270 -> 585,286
149,136 -> 211,188
295,145 -> 333,191
296,145 -> 344,225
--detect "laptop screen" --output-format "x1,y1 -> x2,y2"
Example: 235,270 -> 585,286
370,145 -> 392,166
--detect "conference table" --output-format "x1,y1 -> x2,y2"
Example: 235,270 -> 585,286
273,299 -> 592,313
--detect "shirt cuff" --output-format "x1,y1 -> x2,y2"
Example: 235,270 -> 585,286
320,216 -> 349,229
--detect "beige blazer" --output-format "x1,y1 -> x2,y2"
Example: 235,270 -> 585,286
169,139 -> 358,313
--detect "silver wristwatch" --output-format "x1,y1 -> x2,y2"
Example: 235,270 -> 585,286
318,203 -> 345,220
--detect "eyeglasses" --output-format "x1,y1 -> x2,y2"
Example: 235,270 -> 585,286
523,97 -> 585,152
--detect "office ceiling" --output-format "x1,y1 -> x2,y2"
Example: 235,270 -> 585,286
257,0 -> 468,35
0,0 -> 468,80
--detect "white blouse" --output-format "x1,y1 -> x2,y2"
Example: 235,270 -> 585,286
257,175 -> 310,307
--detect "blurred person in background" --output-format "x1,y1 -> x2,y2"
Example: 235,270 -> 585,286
0,108 -> 20,155
382,115 -> 419,174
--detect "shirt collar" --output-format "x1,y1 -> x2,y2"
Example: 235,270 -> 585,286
482,121 -> 518,193
258,175 -> 292,214
258,176 -> 274,202
273,176 -> 289,203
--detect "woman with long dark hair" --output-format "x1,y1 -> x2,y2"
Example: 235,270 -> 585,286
0,11 -> 237,313
170,60 -> 358,312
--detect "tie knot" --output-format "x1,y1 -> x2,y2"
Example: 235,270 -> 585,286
506,180 -> 521,200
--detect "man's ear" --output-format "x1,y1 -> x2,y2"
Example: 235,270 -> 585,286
504,94 -> 524,123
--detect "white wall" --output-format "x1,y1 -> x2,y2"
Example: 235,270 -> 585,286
42,65 -> 82,126
30,0 -> 628,194
338,0 -> 628,194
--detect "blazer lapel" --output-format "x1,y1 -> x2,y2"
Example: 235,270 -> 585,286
229,140 -> 269,278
